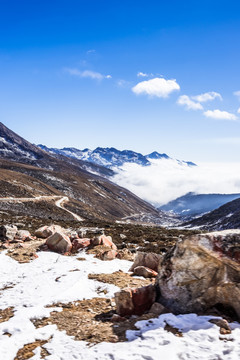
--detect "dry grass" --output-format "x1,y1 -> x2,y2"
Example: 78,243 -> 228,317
0,307 -> 14,323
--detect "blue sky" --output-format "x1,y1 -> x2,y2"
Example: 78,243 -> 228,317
1,0 -> 240,162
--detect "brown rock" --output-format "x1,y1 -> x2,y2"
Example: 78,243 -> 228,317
156,230 -> 240,320
115,284 -> 156,316
45,232 -> 72,254
98,249 -> 118,261
117,248 -> 135,261
133,266 -> 158,278
110,314 -> 126,322
209,319 -> 231,335
129,252 -> 162,272
149,302 -> 169,315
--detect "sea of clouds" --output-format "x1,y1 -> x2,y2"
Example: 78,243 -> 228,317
112,159 -> 240,206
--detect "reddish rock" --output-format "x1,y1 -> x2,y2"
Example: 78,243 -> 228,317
92,235 -> 117,250
45,232 -> 72,254
115,284 -> 156,316
71,238 -> 91,251
133,266 -> 158,278
129,252 -> 162,272
35,225 -> 64,239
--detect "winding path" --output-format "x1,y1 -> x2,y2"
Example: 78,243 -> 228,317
0,195 -> 84,221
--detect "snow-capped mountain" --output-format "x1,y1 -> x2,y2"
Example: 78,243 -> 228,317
38,145 -> 196,168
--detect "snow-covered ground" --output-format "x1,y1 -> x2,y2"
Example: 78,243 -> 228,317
0,250 -> 240,360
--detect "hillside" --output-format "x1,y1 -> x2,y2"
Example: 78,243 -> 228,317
160,192 -> 240,217
0,122 -> 166,224
184,197 -> 240,230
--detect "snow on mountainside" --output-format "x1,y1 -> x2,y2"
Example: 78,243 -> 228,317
38,145 -> 196,169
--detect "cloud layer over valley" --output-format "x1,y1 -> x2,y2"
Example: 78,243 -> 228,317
112,159 -> 240,206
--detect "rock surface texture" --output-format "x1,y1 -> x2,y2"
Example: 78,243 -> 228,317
156,230 -> 240,319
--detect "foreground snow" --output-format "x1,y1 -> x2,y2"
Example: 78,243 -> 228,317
0,251 -> 239,360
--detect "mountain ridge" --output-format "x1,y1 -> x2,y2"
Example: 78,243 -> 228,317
38,144 -> 197,169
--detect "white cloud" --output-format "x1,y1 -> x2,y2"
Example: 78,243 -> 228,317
177,95 -> 203,110
137,72 -> 148,77
112,160 -> 240,206
132,77 -> 180,98
192,91 -> 222,103
234,90 -> 240,100
65,68 -> 111,80
204,109 -> 237,121
238,108 -> 240,114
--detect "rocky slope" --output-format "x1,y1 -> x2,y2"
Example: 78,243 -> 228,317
184,197 -> 240,230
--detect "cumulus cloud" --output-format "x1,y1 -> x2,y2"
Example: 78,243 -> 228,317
192,91 -> 222,103
132,77 -> 180,98
238,108 -> 240,114
65,68 -> 111,80
234,90 -> 240,100
203,109 -> 237,121
177,95 -> 203,110
112,160 -> 240,206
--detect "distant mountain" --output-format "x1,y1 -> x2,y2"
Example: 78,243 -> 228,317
160,192 -> 240,217
38,145 -> 197,169
184,197 -> 240,230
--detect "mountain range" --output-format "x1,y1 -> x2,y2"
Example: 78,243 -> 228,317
38,145 -> 196,169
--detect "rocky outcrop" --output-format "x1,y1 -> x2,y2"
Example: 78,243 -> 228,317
115,284 -> 156,316
156,230 -> 240,319
129,251 -> 162,272
45,232 -> 72,254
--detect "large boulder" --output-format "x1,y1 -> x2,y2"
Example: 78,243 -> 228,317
129,251 -> 162,272
35,225 -> 64,239
156,230 -> 240,319
0,225 -> 18,241
115,284 -> 156,316
45,232 -> 72,254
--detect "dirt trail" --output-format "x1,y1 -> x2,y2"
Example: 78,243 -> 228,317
0,195 -> 83,221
